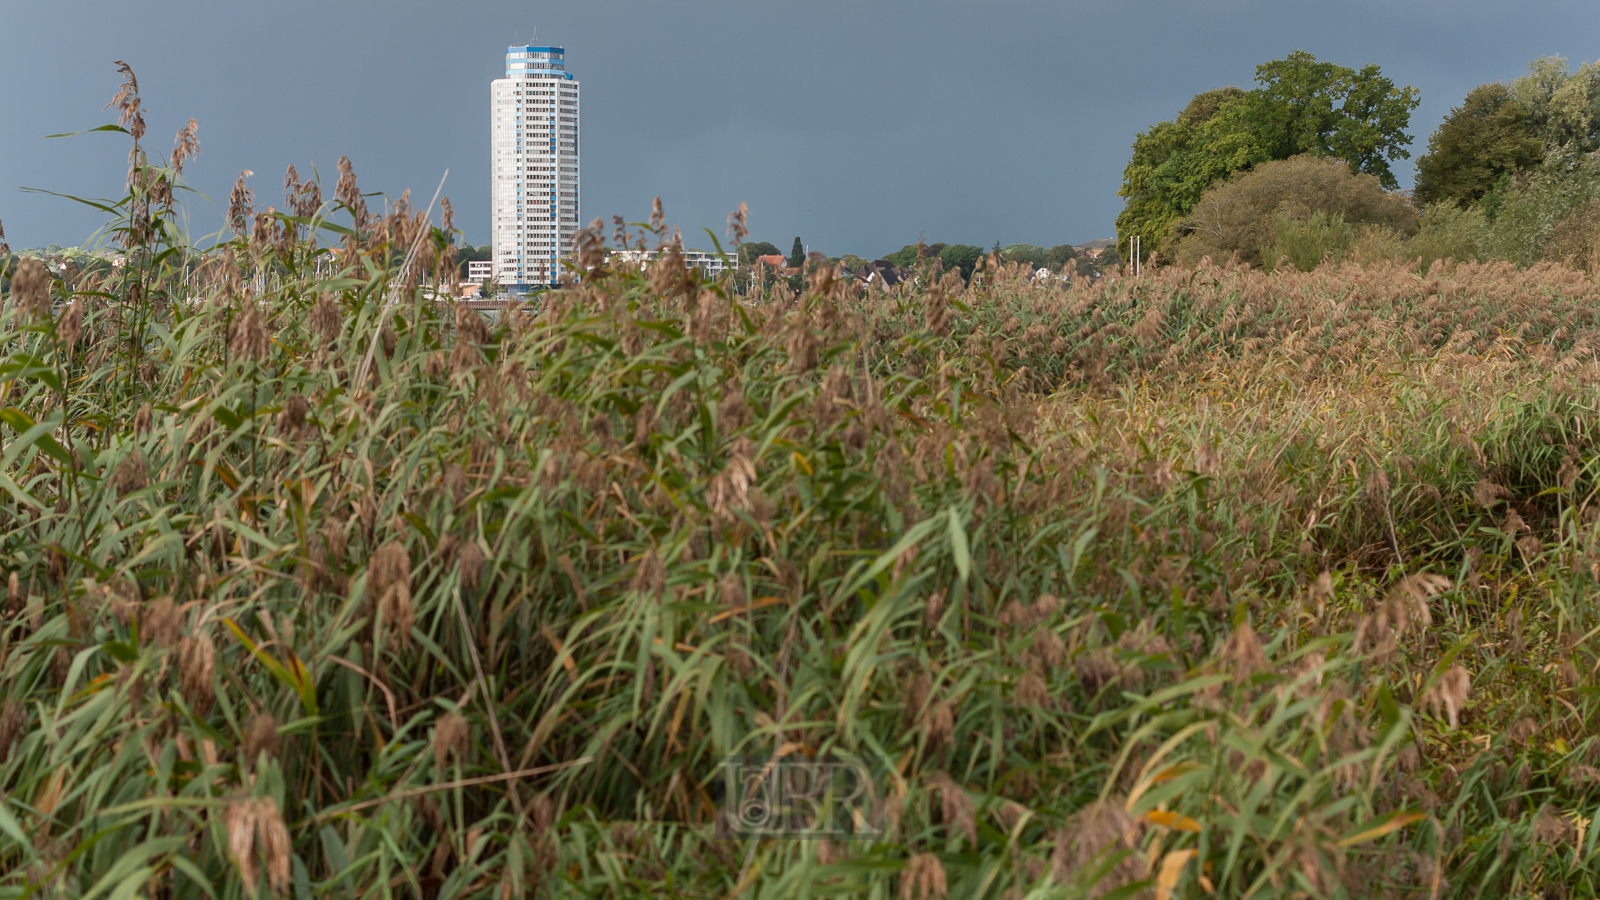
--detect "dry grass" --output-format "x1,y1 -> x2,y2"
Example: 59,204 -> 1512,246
4,70 -> 1600,900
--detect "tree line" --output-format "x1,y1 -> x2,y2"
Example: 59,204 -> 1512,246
450,235 -> 1121,288
1117,50 -> 1600,273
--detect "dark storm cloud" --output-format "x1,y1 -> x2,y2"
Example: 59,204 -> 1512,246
3,0 -> 1600,257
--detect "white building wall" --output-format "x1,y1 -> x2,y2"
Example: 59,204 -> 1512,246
491,44 -> 580,288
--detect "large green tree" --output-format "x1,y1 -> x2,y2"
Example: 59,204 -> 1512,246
737,240 -> 782,264
1412,83 -> 1543,208
878,241 -> 984,279
1509,55 -> 1600,153
937,244 -> 983,279
1249,51 -> 1418,189
1116,51 -> 1419,262
1115,91 -> 1272,264
788,237 -> 805,269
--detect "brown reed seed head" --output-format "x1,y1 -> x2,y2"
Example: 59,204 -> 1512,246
225,796 -> 290,895
179,633 -> 216,714
259,798 -> 291,894
228,301 -> 270,363
1224,621 -> 1268,684
931,772 -> 978,847
171,119 -> 199,176
223,798 -> 259,889
1472,478 -> 1507,509
1534,806 -> 1576,846
241,712 -> 280,766
649,197 -> 666,236
1424,665 -> 1472,729
899,852 -> 948,900
110,451 -> 148,497
1053,798 -> 1142,885
368,541 -> 414,647
311,293 -> 341,348
58,301 -> 84,350
0,218 -> 9,255
457,540 -> 484,594
1014,672 -> 1050,708
921,699 -> 955,748
718,570 -> 747,609
226,171 -> 254,236
707,440 -> 757,524
143,596 -> 181,649
282,164 -> 300,206
1032,628 -> 1065,669
277,394 -> 309,434
106,61 -> 144,141
433,711 -> 469,772
1076,647 -> 1120,694
11,257 -> 52,318
335,156 -> 369,230
727,202 -> 749,247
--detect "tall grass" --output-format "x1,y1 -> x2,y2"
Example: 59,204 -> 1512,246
4,69 -> 1600,900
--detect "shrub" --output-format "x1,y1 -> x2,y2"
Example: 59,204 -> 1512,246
1408,201 -> 1489,269
1481,146 -> 1600,265
1262,209 -> 1355,271
1174,154 -> 1417,268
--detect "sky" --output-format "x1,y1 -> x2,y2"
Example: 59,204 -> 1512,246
3,0 -> 1600,259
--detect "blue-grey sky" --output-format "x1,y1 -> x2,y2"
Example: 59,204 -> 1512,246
2,0 -> 1598,258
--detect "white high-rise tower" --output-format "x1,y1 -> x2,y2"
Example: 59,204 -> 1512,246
491,44 -> 580,288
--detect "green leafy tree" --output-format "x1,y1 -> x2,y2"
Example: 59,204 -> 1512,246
788,237 -> 805,269
1115,90 -> 1274,263
455,243 -> 492,279
996,243 -> 1081,273
937,244 -> 983,280
1000,244 -> 1049,269
1509,55 -> 1600,153
1116,52 -> 1418,263
882,242 -> 941,268
737,241 -> 782,264
1413,84 -> 1544,208
1249,51 -> 1419,189
1044,244 -> 1080,271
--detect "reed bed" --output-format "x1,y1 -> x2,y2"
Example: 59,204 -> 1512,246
5,71 -> 1600,899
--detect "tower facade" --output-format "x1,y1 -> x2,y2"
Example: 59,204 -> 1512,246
491,44 -> 580,288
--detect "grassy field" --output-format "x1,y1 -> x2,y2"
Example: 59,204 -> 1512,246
7,77 -> 1600,899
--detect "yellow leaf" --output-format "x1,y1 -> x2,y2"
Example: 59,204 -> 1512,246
1147,810 -> 1203,832
1156,849 -> 1197,900
1337,810 -> 1427,847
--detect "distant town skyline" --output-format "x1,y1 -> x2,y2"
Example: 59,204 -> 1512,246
5,0 -> 1600,257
